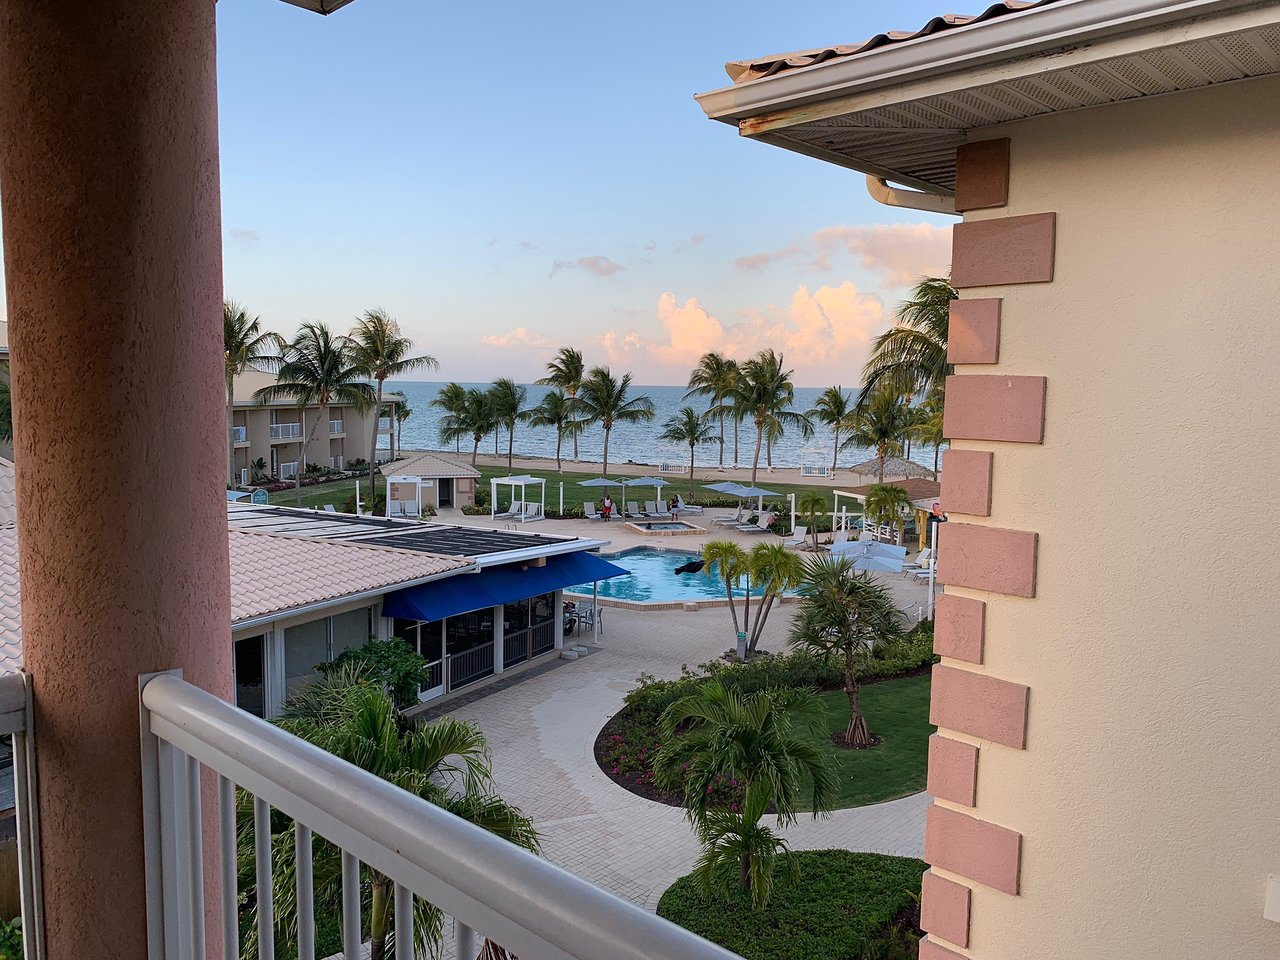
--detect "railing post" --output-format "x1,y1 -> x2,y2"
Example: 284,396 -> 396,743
12,673 -> 45,960
455,919 -> 478,960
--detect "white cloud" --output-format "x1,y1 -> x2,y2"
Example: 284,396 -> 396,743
230,228 -> 260,246
480,326 -> 552,349
811,223 -> 951,285
550,255 -> 625,278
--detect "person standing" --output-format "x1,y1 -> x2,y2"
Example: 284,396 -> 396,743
602,494 -> 613,522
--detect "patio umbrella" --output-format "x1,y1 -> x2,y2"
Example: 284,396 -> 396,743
578,477 -> 625,488
624,476 -> 670,489
732,484 -> 781,512
828,539 -> 908,573
848,456 -> 935,481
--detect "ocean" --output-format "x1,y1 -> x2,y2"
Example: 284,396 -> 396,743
385,382 -> 940,472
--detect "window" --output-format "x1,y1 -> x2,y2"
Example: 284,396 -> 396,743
283,619 -> 330,698
331,608 -> 371,658
445,608 -> 493,656
234,634 -> 267,717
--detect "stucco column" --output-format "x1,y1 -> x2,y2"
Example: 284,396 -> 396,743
0,1 -> 231,956
493,606 -> 505,675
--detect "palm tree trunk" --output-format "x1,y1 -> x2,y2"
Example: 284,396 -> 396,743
740,851 -> 751,892
602,424 -> 611,475
750,422 -> 764,483
295,404 -> 308,507
831,425 -> 839,474
369,379 -> 383,506
933,443 -> 940,480
507,419 -> 515,472
389,399 -> 397,463
733,416 -> 740,468
723,574 -> 740,635
741,577 -> 751,660
370,875 -> 391,960
845,650 -> 870,746
555,429 -> 562,472
878,443 -> 887,484
471,436 -> 480,467
226,374 -> 235,487
766,436 -> 772,469
569,387 -> 579,461
494,426 -> 499,456
718,407 -> 725,467
748,590 -> 776,652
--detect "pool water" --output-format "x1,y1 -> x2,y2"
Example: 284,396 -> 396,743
566,547 -> 797,604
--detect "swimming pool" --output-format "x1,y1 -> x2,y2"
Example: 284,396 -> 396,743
565,547 -> 798,605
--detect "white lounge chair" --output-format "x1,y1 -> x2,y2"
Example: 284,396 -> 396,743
830,529 -> 850,547
522,502 -> 543,521
738,512 -> 774,534
913,559 -> 936,579
625,501 -> 643,518
784,525 -> 808,548
644,500 -> 672,519
902,548 -> 932,576
676,494 -> 703,515
493,500 -> 523,519
583,501 -> 602,520
713,505 -> 744,526
322,504 -> 337,513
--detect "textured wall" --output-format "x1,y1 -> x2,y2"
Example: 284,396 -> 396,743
0,0 -> 231,954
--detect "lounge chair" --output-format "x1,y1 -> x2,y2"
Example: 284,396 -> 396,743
493,500 -> 523,519
830,529 -> 850,548
583,501 -> 602,520
625,501 -> 643,518
902,548 -> 932,576
913,559 -> 936,579
322,504 -> 337,513
713,505 -> 744,526
676,494 -> 703,515
522,502 -> 543,521
644,500 -> 671,519
738,512 -> 774,534
784,525 -> 808,548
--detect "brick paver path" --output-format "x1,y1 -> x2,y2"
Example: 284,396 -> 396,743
444,601 -> 928,913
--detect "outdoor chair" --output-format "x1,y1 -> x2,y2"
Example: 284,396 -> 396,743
784,525 -> 808,548
644,500 -> 671,519
522,503 -> 543,520
902,548 -> 932,576
583,501 -> 602,520
578,605 -> 604,636
676,495 -> 703,514
713,505 -> 744,526
738,512 -> 774,534
625,501 -> 643,518
493,500 -> 523,519
322,504 -> 337,513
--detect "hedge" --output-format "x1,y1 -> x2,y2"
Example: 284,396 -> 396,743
656,849 -> 925,960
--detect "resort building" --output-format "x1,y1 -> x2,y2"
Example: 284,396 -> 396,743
698,2 -> 1280,958
229,366 -> 400,483
383,450 -> 481,513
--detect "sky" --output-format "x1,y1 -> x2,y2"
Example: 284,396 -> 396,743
216,0 -> 956,387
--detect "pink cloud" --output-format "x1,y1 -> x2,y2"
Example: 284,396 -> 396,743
551,255 -> 625,278
812,223 -> 951,286
480,326 -> 552,349
733,246 -> 800,272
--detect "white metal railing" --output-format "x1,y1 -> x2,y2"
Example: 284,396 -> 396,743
230,426 -> 247,444
446,641 -> 494,690
329,420 -> 343,435
139,672 -> 736,960
329,456 -> 345,471
269,422 -> 302,441
279,462 -> 299,480
377,417 -> 392,432
1,672 -> 46,960
801,464 -> 831,478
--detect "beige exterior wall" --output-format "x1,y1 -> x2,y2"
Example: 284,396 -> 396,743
947,76 -> 1280,958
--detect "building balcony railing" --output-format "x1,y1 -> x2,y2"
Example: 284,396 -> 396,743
269,422 -> 302,441
230,426 -> 247,444
131,673 -> 737,960
377,417 -> 392,432
279,462 -> 299,480
329,420 -> 343,435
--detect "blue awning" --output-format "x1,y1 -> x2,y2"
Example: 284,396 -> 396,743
382,550 -> 628,623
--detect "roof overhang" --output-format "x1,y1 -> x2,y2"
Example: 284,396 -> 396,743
696,0 -> 1280,195
277,0 -> 358,14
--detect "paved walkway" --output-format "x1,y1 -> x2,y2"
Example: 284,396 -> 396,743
443,602 -> 928,913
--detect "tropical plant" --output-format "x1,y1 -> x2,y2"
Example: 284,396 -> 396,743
652,681 -> 836,908
860,276 -> 956,405
241,669 -> 539,960
685,352 -> 740,468
845,386 -> 913,484
487,378 -> 528,472
0,377 -> 12,446
864,484 -> 914,545
253,322 -> 374,506
349,308 -> 438,494
744,542 -> 805,655
572,366 -> 655,474
523,387 -> 574,471
789,556 -> 905,746
439,387 -> 496,467
318,638 -> 433,711
731,350 -> 813,483
910,389 -> 946,479
807,386 -> 856,474
429,382 -> 469,454
0,916 -> 20,960
535,347 -> 586,461
224,300 -> 284,485
702,539 -> 749,648
390,392 -> 411,456
659,406 -> 716,489
249,456 -> 269,483
796,491 -> 828,552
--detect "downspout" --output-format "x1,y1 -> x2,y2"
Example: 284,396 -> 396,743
864,175 -> 958,216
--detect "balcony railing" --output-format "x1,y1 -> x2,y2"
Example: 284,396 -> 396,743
137,673 -> 735,960
269,422 -> 302,441
378,417 -> 392,432
230,426 -> 247,443
329,420 -> 343,435
279,462 -> 299,480
447,641 -> 494,690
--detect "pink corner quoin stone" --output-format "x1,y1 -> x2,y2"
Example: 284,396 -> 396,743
928,734 -> 979,807
943,374 -> 1047,444
948,298 -> 1002,364
919,937 -> 969,960
937,522 -> 1038,598
951,212 -> 1056,287
930,664 -> 1030,749
925,803 -> 1023,895
921,869 -> 973,947
941,449 -> 993,516
934,593 -> 986,664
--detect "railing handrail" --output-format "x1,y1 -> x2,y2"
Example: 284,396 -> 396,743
141,675 -> 737,960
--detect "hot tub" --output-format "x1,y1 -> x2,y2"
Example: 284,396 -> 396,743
622,520 -> 704,536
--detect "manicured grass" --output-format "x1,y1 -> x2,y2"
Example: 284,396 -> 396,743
266,477 -> 364,510
657,849 -> 925,960
800,674 -> 934,810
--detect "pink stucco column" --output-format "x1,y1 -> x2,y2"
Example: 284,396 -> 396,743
0,1 -> 232,955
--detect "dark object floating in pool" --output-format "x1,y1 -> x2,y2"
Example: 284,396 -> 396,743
674,560 -> 705,575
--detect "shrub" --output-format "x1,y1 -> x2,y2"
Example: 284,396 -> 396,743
316,638 -> 430,710
0,917 -> 21,960
347,457 -> 369,471
341,490 -> 386,515
657,849 -> 924,960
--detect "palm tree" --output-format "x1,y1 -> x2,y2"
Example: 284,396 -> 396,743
523,388 -> 574,471
224,300 -> 284,485
910,389 -> 946,479
488,378 -> 528,473
652,682 -> 836,908
429,382 -> 468,454
744,542 -> 805,654
439,387 -> 496,467
702,540 -> 749,645
349,308 -> 438,497
535,347 -> 586,461
860,276 -> 956,405
864,483 -> 914,545
0,377 -> 11,445
807,386 -> 856,474
253,322 -> 374,506
242,669 -> 539,960
789,556 -> 904,746
845,386 -> 914,483
659,406 -> 716,490
796,490 -> 828,552
390,392 -> 411,456
573,366 -> 655,474
732,350 -> 813,483
685,353 -> 739,469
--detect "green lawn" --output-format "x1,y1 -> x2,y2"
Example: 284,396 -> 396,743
801,673 -> 934,810
265,476 -> 364,510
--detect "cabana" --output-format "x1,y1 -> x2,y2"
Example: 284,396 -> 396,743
490,474 -> 546,523
838,478 -> 942,548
